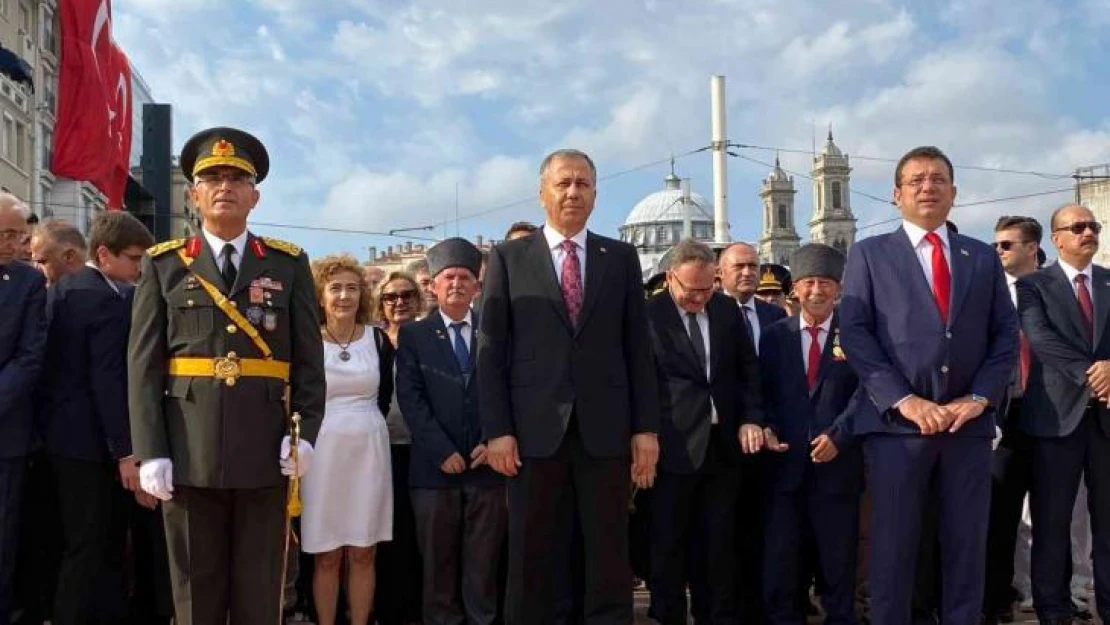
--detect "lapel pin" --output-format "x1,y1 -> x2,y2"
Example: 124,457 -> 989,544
1,274 -> 8,281
960,248 -> 969,256
599,247 -> 607,253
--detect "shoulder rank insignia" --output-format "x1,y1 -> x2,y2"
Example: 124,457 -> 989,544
261,237 -> 302,257
147,239 -> 186,258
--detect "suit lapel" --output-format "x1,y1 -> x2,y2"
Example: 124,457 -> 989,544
1093,267 -> 1110,348
889,228 -> 944,327
575,232 -> 609,335
811,315 -> 839,396
947,232 -> 974,327
429,314 -> 464,378
784,321 -> 810,397
658,296 -> 703,376
0,264 -> 25,309
1046,263 -> 1090,347
707,298 -> 724,382
230,234 -> 265,297
526,233 -> 573,333
192,239 -> 228,293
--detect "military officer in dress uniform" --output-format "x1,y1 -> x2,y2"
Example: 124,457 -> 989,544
128,127 -> 326,625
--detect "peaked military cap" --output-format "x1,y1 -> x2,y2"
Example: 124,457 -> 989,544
180,126 -> 270,183
426,237 -> 482,278
757,263 -> 792,294
791,243 -> 845,282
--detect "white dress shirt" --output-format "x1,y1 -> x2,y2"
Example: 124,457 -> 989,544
800,314 -> 833,376
439,308 -> 474,352
542,224 -> 587,288
1057,259 -> 1095,307
675,301 -> 716,424
902,220 -> 952,292
1006,273 -> 1019,308
737,296 -> 762,355
85,260 -> 122,296
202,228 -> 248,271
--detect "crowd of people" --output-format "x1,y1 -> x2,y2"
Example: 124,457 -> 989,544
0,127 -> 1106,625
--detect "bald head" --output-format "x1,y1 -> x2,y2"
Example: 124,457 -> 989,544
0,193 -> 30,265
718,242 -> 762,302
31,219 -> 87,285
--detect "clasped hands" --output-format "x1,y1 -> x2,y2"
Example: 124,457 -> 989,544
1087,361 -> 1110,403
898,395 -> 985,435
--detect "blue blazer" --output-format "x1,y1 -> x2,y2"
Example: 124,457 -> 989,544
0,261 -> 47,459
839,226 -> 1019,438
36,266 -> 133,462
759,313 -> 863,494
753,297 -> 787,331
397,312 -> 501,489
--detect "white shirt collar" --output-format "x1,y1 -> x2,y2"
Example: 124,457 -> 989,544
1006,273 -> 1018,286
201,227 -> 248,262
1057,259 -> 1094,284
439,308 -> 473,329
801,313 -> 833,334
543,223 -> 587,252
902,220 -> 950,251
84,260 -> 121,294
673,298 -> 706,322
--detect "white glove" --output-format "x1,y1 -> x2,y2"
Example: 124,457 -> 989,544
139,458 -> 174,501
279,437 -> 313,478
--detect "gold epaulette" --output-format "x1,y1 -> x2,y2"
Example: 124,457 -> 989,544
147,239 -> 186,257
261,237 -> 303,257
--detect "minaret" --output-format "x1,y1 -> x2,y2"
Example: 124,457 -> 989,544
758,155 -> 800,265
810,128 -> 857,255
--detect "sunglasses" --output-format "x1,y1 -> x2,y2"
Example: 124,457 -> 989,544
380,290 -> 419,304
993,240 -> 1029,251
1053,221 -> 1102,235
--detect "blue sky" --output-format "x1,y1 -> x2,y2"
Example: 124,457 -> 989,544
114,0 -> 1110,260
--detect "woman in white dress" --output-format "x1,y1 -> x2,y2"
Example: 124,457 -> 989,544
304,254 -> 394,625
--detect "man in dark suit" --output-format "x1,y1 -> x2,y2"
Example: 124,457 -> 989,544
37,212 -> 153,625
982,215 -> 1042,624
129,127 -> 326,625
0,195 -> 48,625
397,238 -> 506,625
1017,203 -> 1110,624
478,148 -> 659,625
644,238 -> 764,625
717,241 -> 787,623
839,146 -> 1019,625
760,244 -> 863,625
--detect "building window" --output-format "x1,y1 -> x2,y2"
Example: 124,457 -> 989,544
777,204 -> 788,226
43,70 -> 56,114
40,5 -> 56,55
41,124 -> 52,169
2,114 -> 13,162
656,225 -> 670,244
14,120 -> 25,170
17,1 -> 29,34
832,181 -> 843,209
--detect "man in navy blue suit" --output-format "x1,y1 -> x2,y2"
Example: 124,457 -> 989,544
761,244 -> 863,625
0,195 -> 47,625
36,212 -> 153,625
1017,204 -> 1110,625
397,238 -> 506,625
839,146 -> 1019,625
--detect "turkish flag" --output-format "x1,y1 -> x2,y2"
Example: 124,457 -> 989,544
52,0 -> 132,208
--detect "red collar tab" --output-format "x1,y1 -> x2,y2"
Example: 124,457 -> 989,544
185,237 -> 202,258
250,238 -> 267,259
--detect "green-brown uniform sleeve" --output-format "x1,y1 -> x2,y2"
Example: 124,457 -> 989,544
128,253 -> 170,460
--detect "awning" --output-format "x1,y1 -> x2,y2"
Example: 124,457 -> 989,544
0,47 -> 33,90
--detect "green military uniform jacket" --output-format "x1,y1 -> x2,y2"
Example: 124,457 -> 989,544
128,232 -> 326,489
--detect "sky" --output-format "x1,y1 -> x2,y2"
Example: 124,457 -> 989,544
113,0 -> 1110,261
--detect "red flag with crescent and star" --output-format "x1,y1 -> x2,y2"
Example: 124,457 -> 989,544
52,0 -> 133,209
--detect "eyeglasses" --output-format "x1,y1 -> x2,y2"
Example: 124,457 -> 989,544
1053,221 -> 1102,235
381,290 -> 419,305
900,175 -> 952,189
194,172 -> 256,187
993,240 -> 1029,251
670,273 -> 714,297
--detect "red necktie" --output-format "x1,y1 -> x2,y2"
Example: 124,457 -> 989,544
1019,332 -> 1031,391
1076,274 -> 1094,344
560,240 -> 584,324
806,326 -> 822,390
924,232 -> 951,324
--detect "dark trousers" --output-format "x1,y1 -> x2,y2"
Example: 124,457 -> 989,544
1030,410 -> 1110,622
411,484 -> 507,625
162,485 -> 286,625
649,426 -> 739,625
505,425 -> 632,625
0,458 -> 26,625
983,411 -> 1034,617
734,453 -> 767,624
864,434 -> 991,625
375,444 -> 424,625
127,494 -> 173,624
50,456 -> 118,625
13,451 -> 61,625
764,485 -> 860,625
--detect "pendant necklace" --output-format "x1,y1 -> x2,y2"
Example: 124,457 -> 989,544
324,325 -> 356,362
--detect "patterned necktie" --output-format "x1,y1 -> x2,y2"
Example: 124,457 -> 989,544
686,312 -> 708,375
924,232 -> 950,324
220,243 -> 237,289
449,321 -> 470,373
560,240 -> 584,324
1076,274 -> 1094,344
806,325 -> 822,390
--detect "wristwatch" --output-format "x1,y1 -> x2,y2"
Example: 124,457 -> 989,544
971,394 -> 990,407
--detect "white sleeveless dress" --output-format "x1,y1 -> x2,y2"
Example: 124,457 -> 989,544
301,328 -> 393,553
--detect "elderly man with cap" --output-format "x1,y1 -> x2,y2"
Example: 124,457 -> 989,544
127,127 -> 326,625
758,243 -> 864,625
396,237 -> 507,625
